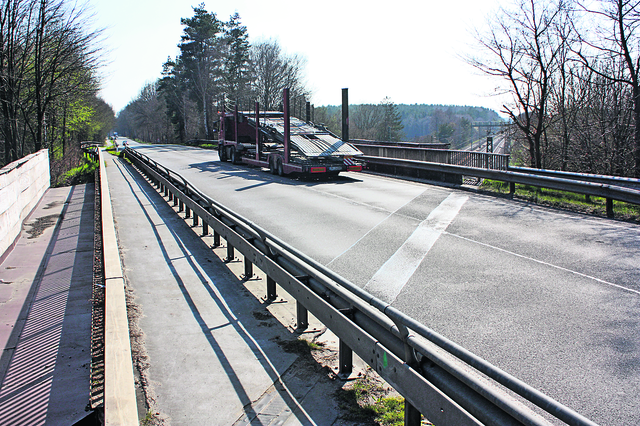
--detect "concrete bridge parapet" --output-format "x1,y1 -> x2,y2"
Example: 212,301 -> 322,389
0,149 -> 50,262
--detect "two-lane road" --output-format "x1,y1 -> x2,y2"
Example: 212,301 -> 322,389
124,140 -> 640,425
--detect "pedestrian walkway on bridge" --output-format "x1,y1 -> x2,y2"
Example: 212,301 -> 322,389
105,154 -> 363,425
0,184 -> 95,425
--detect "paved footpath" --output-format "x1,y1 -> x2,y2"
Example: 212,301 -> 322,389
0,184 -> 95,425
105,154 -> 353,425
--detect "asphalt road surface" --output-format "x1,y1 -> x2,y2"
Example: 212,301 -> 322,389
122,139 -> 640,425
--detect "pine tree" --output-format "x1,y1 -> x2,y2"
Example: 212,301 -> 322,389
223,13 -> 251,107
377,97 -> 404,141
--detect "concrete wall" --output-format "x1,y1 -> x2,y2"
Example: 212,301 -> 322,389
0,150 -> 50,259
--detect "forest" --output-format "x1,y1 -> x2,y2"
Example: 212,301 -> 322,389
0,0 -> 115,184
315,103 -> 502,149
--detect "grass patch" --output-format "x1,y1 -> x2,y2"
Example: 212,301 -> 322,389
53,154 -> 98,187
199,143 -> 217,149
335,374 -> 432,426
276,337 -> 324,354
479,179 -> 640,222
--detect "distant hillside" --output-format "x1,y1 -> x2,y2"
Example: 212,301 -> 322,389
314,104 -> 503,148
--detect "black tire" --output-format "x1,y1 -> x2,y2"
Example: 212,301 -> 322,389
230,146 -> 239,164
219,146 -> 227,162
269,157 -> 277,175
277,159 -> 284,176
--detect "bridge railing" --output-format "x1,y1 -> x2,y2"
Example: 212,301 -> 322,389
362,156 -> 640,218
122,147 -> 599,426
352,142 -> 510,171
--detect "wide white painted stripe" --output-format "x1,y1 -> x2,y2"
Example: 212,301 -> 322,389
363,192 -> 469,303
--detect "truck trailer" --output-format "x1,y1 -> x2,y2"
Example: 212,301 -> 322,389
218,92 -> 364,177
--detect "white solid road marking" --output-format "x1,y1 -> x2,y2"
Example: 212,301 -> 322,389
363,192 -> 469,303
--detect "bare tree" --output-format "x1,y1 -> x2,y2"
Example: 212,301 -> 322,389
250,39 -> 308,111
574,0 -> 640,176
468,0 -> 569,168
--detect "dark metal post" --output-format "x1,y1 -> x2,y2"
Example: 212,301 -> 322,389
342,88 -> 349,142
179,199 -> 184,213
226,243 -> 235,262
255,102 -> 260,161
606,198 -> 614,218
202,222 -> 208,236
297,302 -> 308,330
283,88 -> 290,164
339,339 -> 353,378
509,182 -> 516,197
267,276 -> 277,301
244,254 -> 253,279
185,206 -> 191,219
193,213 -> 198,227
234,104 -> 239,143
213,231 -> 220,247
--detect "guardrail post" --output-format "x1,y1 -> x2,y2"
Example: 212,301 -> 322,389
226,243 -> 235,262
179,199 -> 184,212
243,254 -> 253,279
266,276 -> 277,301
213,231 -> 220,247
185,205 -> 191,219
297,302 -> 308,330
606,198 -> 614,218
509,182 -> 515,197
202,222 -> 209,236
168,191 -> 173,202
294,276 -> 309,330
338,339 -> 353,378
193,213 -> 199,227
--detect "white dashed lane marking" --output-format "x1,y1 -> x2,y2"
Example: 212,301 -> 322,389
363,192 -> 469,303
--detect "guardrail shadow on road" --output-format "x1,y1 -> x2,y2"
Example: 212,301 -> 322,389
111,156 -> 345,424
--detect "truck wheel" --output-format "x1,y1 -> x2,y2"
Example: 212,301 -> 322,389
219,146 -> 227,162
230,147 -> 239,164
277,159 -> 284,176
269,158 -> 277,175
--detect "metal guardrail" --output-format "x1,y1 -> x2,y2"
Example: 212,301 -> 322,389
508,166 -> 640,190
123,147 -> 599,426
362,156 -> 640,218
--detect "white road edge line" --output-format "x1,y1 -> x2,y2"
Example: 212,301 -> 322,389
363,192 -> 469,303
448,233 -> 640,297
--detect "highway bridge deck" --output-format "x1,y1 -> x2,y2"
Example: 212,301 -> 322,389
118,139 -> 640,426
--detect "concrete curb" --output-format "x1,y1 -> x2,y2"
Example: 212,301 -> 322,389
100,149 -> 138,425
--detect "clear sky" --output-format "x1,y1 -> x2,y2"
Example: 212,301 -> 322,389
90,0 -> 506,114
